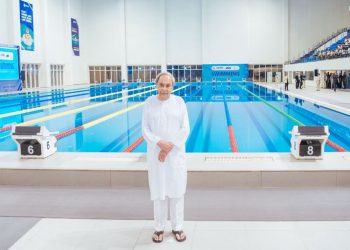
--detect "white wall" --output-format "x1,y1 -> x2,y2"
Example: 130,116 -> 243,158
83,0 -> 125,66
0,0 -> 11,44
83,0 -> 286,71
202,0 -> 286,64
288,0 -> 350,60
166,0 -> 202,64
46,0 -> 67,64
125,0 -> 165,65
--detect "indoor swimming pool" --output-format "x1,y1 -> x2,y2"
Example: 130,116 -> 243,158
0,82 -> 349,153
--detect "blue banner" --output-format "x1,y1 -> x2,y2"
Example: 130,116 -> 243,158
0,45 -> 22,92
71,18 -> 80,56
20,0 -> 34,51
202,64 -> 248,82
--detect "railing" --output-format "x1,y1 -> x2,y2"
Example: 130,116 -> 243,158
286,27 -> 350,65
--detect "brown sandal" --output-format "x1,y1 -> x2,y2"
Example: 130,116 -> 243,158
152,231 -> 164,243
172,230 -> 186,242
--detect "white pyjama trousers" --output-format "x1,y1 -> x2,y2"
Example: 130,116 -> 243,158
153,196 -> 184,231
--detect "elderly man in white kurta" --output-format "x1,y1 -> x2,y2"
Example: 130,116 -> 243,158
142,72 -> 190,243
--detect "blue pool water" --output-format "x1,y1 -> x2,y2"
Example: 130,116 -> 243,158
0,82 -> 349,153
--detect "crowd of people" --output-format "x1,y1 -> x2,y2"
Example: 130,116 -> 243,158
315,38 -> 350,60
324,71 -> 347,92
283,71 -> 348,92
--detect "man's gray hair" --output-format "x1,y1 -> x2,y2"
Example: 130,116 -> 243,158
155,72 -> 176,85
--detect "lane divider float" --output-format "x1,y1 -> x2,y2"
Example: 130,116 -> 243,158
122,85 -> 197,152
0,85 -> 153,119
238,84 -> 346,152
0,86 -> 157,132
55,84 -> 191,140
223,93 -> 238,152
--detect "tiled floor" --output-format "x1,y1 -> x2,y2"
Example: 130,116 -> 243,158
8,218 -> 350,250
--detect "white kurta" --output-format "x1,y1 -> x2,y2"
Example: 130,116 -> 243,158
142,94 -> 190,201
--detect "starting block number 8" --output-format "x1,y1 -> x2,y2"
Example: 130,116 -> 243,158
307,146 -> 314,156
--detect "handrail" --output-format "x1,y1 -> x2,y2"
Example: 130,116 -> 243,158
288,27 -> 350,65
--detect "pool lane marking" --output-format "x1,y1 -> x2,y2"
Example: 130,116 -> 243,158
0,85 -> 153,119
123,85 -> 199,152
0,125 -> 12,132
239,84 -> 347,152
123,136 -> 145,152
0,88 -> 91,105
0,84 -> 102,99
0,91 -> 91,111
55,85 -> 191,140
223,94 -> 239,152
55,103 -> 144,140
0,87 -> 157,132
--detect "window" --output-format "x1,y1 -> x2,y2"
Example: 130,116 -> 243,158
89,65 -> 122,84
21,63 -> 39,89
127,65 -> 161,82
50,64 -> 64,87
249,64 -> 283,83
167,65 -> 202,82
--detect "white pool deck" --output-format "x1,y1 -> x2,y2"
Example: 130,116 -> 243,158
8,219 -> 350,250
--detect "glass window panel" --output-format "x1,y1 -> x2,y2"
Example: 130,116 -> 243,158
185,70 -> 190,82
101,70 -> 106,82
179,68 -> 184,81
145,70 -> 151,82
260,71 -> 266,82
106,70 -> 111,81
254,70 -> 259,82
190,70 -> 196,82
248,70 -> 253,81
195,69 -> 201,81
95,71 -> 101,83
173,69 -> 179,82
111,71 -> 115,82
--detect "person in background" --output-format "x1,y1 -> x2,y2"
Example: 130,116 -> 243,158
332,73 -> 337,92
295,74 -> 300,89
338,72 -> 343,89
300,73 -> 305,89
342,72 -> 347,89
326,72 -> 331,88
284,75 -> 289,91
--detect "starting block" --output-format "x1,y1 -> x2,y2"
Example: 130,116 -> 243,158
12,126 -> 57,158
290,126 -> 329,160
